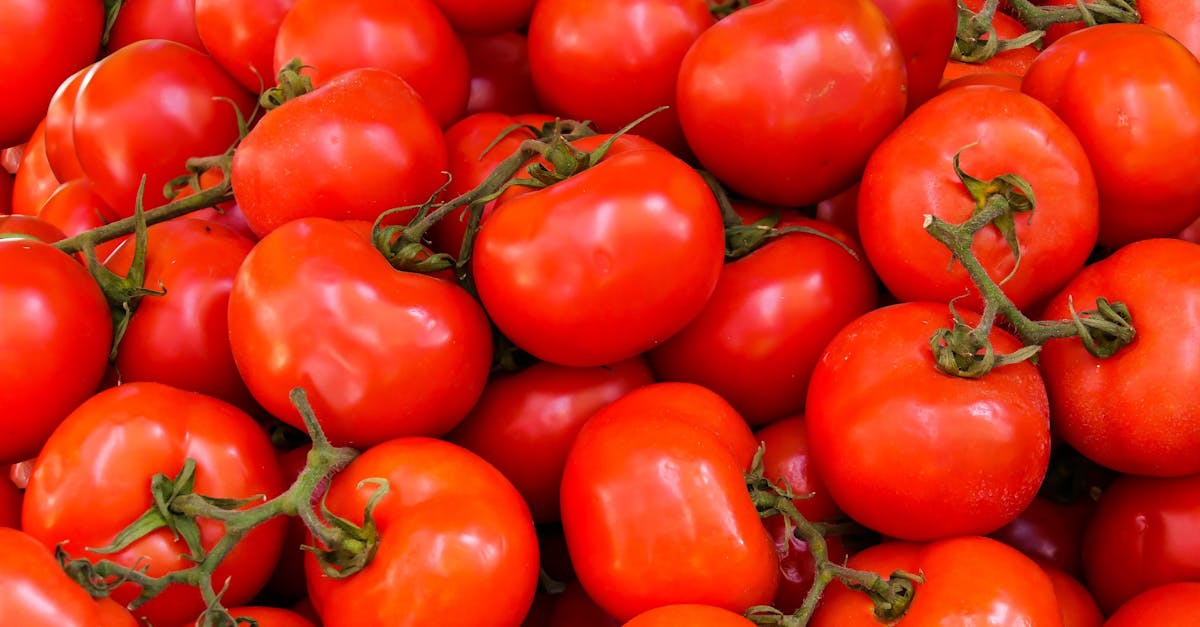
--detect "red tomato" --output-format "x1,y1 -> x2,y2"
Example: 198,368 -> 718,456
104,219 -> 258,410
176,606 -> 318,627
858,85 -> 1099,311
1038,238 -> 1200,476
560,382 -> 778,620
0,240 -> 111,464
431,0 -> 536,35
548,581 -> 621,627
810,537 -> 1063,626
1102,582 -> 1200,627
473,148 -> 725,367
11,120 -> 60,217
107,0 -> 206,51
0,0 -> 102,148
814,184 -> 860,240
274,0 -> 469,128
22,382 -> 287,627
622,605 -> 756,627
1043,567 -> 1103,627
1080,474 -> 1200,614
1022,24 -> 1200,247
0,528 -> 140,626
0,214 -> 68,245
232,67 -> 448,239
942,11 -> 1040,81
767,514 -> 848,613
305,438 -> 539,627
648,212 -> 878,425
1139,0 -> 1200,59
938,71 -> 1024,92
756,416 -> 842,523
677,0 -> 906,206
36,178 -> 125,262
195,0 -> 299,92
228,218 -> 494,448
73,39 -> 253,216
42,64 -> 91,181
461,32 -> 542,117
806,302 -> 1051,541
527,0 -> 713,155
870,0 -> 958,112
989,496 -> 1097,578
447,357 -> 654,523
0,469 -> 19,528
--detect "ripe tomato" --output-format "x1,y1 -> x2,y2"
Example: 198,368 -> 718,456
1021,24 -> 1200,247
871,0 -> 958,112
858,85 -> 1099,311
462,32 -> 542,117
43,64 -> 92,181
73,39 -> 253,216
1042,566 -> 1102,627
942,10 -> 1040,81
473,147 -> 725,368
677,0 -> 906,206
1038,238 -> 1200,476
560,382 -> 778,620
36,178 -> 125,262
0,527 -> 139,626
623,605 -> 756,626
0,0 -> 103,148
305,438 -> 539,627
1080,474 -> 1200,614
11,120 -> 60,217
274,0 -> 469,128
1140,0 -> 1200,59
0,240 -> 111,464
107,0 -> 205,52
806,302 -> 1051,541
810,537 -> 1063,626
431,0 -> 537,35
195,0 -> 299,92
228,218 -> 494,448
22,382 -> 287,627
232,67 -> 448,239
0,215 -> 68,246
1102,582 -> 1200,627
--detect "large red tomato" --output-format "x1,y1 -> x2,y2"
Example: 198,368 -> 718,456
1102,583 -> 1200,627
305,438 -> 539,627
677,0 -> 906,206
806,302 -> 1050,541
22,382 -> 287,627
195,0 -> 299,92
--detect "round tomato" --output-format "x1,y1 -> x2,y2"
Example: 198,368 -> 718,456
195,0 -> 298,92
22,382 -> 287,627
677,0 -> 906,206
806,302 -> 1051,541
43,64 -> 91,181
1102,582 -> 1200,627
305,438 -> 539,627
623,605 -> 756,627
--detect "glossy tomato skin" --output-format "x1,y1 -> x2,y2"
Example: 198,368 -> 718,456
859,85 -> 1099,311
231,67 -> 448,239
474,148 -> 725,368
461,32 -> 542,116
447,357 -> 655,523
810,537 -> 1063,626
1022,24 -> 1200,247
1102,582 -> 1200,627
195,0 -> 299,92
306,438 -> 539,627
0,215 -> 68,246
11,120 -> 60,217
527,0 -> 713,155
104,219 -> 258,410
622,605 -> 756,626
229,218 -> 493,448
0,528 -> 139,626
871,0 -> 958,113
560,383 -> 778,620
36,178 -> 125,262
677,0 -> 906,206
22,382 -> 287,627
1080,474 -> 1200,614
43,64 -> 91,181
648,213 -> 878,425
73,40 -> 253,216
1043,567 -> 1103,627
0,240 -> 111,464
274,0 -> 469,128
107,0 -> 205,51
806,302 -> 1051,541
0,0 -> 103,148
431,0 -> 536,35
1038,239 -> 1200,476
1139,0 -> 1200,59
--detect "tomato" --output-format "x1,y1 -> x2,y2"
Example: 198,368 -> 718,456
0,240 -> 111,464
0,469 -> 19,528
767,514 -> 848,613
548,581 -> 621,627
806,302 -> 1051,541
232,67 -> 447,239
870,0 -> 958,113
0,0 -> 102,148
1102,582 -> 1200,627
1080,474 -> 1200,614
176,606 -> 318,627
36,178 -> 125,262
431,0 -> 536,35
1038,239 -> 1200,476
810,537 -> 1063,626
447,357 -> 654,523
461,32 -> 542,117
648,211 -> 878,425
43,64 -> 92,181
814,184 -> 860,240
756,416 -> 842,523
560,382 -> 778,620
107,0 -> 205,51
622,605 -> 756,627
527,0 -> 713,155
195,0 -> 298,92
0,528 -> 139,626
104,219 -> 258,410
989,496 -> 1097,578
1022,24 -> 1200,247
1042,566 -> 1103,627
938,71 -> 1024,92
473,148 -> 724,368
942,10 -> 1040,81
11,120 -> 60,217
274,0 -> 469,128
228,217 -> 493,448
677,0 -> 906,206
305,438 -> 539,627
1140,0 -> 1200,59
0,214 -> 67,246
73,39 -> 253,217
22,382 -> 287,627
859,85 -> 1099,311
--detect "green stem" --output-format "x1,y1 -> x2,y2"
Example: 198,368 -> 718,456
1006,0 -> 1140,31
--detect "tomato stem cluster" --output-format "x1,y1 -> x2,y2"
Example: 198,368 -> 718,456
953,0 -> 1140,64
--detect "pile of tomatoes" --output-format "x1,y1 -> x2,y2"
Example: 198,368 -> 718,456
4,0 -> 1200,625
